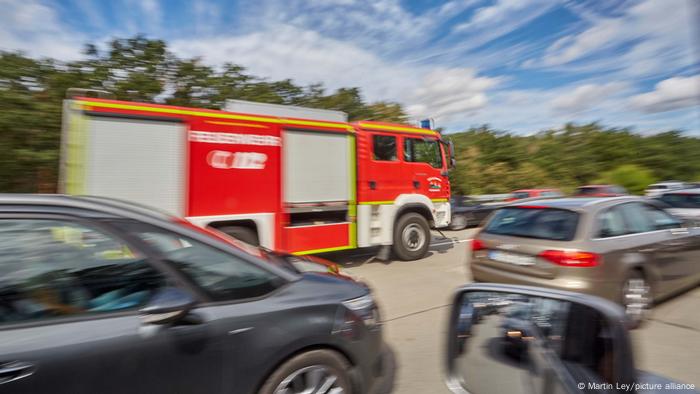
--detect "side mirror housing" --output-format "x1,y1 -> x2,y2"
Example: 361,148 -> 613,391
446,284 -> 636,394
140,287 -> 196,325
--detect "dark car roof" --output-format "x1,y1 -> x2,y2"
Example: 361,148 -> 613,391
0,194 -> 300,282
508,196 -> 642,211
0,194 -> 174,222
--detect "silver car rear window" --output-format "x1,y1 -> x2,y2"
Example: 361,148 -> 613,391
484,207 -> 579,241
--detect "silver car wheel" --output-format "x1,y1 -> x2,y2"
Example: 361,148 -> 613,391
623,276 -> 651,322
402,223 -> 427,252
274,365 -> 344,394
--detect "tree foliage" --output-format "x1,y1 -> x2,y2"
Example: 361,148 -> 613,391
0,36 -> 407,192
595,165 -> 656,195
448,124 -> 700,195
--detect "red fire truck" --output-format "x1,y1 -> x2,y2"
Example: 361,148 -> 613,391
60,97 -> 453,260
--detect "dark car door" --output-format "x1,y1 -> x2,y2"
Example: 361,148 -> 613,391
108,219 -> 294,394
0,217 -> 224,394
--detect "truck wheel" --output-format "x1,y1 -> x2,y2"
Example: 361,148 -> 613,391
218,226 -> 259,246
258,350 -> 353,394
393,213 -> 430,261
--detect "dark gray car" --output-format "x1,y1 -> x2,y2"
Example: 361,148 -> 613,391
470,196 -> 700,323
0,195 -> 392,394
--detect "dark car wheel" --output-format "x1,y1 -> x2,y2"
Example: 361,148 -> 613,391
449,214 -> 469,230
218,226 -> 259,246
621,270 -> 651,327
259,350 -> 352,394
392,213 -> 430,261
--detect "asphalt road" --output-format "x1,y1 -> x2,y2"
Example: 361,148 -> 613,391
322,228 -> 700,394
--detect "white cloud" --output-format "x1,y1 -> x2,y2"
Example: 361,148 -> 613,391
192,0 -> 220,35
630,75 -> 700,113
542,19 -> 622,66
172,25 -> 500,125
551,82 -> 627,113
535,0 -> 696,78
443,0 -> 558,61
139,0 -> 162,29
0,0 -> 84,59
171,25 -> 406,99
406,68 -> 500,120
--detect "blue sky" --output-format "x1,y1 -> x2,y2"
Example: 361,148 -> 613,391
1,0 -> 698,134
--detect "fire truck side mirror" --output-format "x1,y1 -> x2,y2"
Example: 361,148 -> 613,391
448,140 -> 456,169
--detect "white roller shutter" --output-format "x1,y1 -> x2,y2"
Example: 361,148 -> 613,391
84,117 -> 186,215
283,130 -> 350,203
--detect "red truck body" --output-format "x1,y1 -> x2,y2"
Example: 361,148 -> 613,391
61,98 -> 452,259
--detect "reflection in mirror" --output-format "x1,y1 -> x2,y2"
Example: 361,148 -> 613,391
450,291 -> 622,394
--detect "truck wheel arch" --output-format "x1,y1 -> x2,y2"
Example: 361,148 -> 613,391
394,203 -> 433,227
208,220 -> 259,246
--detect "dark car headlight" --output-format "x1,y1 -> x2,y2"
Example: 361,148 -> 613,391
343,294 -> 380,329
335,294 -> 381,339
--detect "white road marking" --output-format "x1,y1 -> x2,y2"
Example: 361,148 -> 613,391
430,239 -> 470,247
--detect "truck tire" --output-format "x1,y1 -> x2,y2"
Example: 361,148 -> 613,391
258,350 -> 353,394
393,212 -> 430,261
218,226 -> 259,246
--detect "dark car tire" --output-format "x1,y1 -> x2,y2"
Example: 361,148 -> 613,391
218,226 -> 259,246
392,213 -> 431,261
258,350 -> 353,394
621,270 -> 652,328
449,214 -> 469,230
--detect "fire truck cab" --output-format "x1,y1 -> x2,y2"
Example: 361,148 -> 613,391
60,98 -> 452,260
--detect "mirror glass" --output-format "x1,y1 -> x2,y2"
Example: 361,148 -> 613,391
450,291 -> 620,394
140,287 -> 196,324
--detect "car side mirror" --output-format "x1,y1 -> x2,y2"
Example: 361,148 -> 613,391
140,287 -> 196,325
446,284 -> 637,394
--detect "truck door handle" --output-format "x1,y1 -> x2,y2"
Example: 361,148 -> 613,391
413,181 -> 420,189
369,181 -> 376,190
0,361 -> 35,384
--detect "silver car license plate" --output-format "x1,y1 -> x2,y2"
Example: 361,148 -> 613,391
488,250 -> 535,266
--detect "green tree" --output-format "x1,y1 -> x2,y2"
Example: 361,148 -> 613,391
595,164 -> 657,195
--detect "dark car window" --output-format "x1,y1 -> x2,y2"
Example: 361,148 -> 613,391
0,219 -> 166,325
618,203 -> 654,234
403,137 -> 442,168
512,192 -> 531,199
576,187 -> 598,196
642,204 -> 682,230
484,207 -> 579,241
372,135 -> 397,161
596,206 -> 627,238
114,222 -> 283,301
659,193 -> 700,208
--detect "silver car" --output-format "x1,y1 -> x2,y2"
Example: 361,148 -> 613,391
469,196 -> 700,322
656,188 -> 700,224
